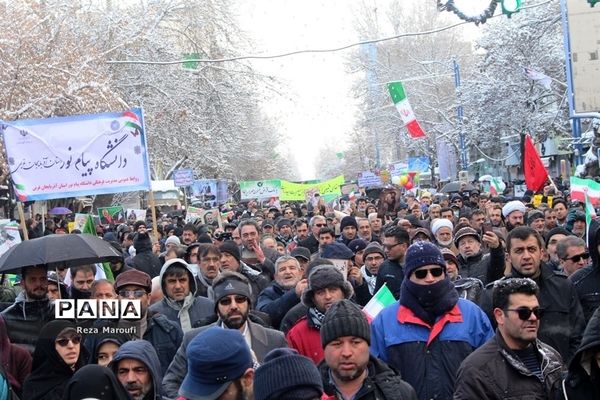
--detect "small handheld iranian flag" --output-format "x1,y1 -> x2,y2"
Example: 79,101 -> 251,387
585,190 -> 597,247
570,177 -> 600,206
363,283 -> 396,321
387,81 -> 426,138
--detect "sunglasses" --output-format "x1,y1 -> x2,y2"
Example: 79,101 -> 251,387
413,267 -> 444,280
505,307 -> 543,321
564,252 -> 590,263
118,289 -> 147,298
218,295 -> 248,306
314,223 -> 327,228
55,335 -> 82,347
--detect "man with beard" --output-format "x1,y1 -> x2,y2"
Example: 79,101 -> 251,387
498,200 -> 527,239
319,300 -> 417,400
337,216 -> 359,246
257,256 -> 307,329
195,244 -> 222,298
178,327 -> 255,400
361,242 -> 385,296
162,271 -> 287,399
553,199 -> 569,226
455,278 -> 564,399
371,242 -> 493,400
431,218 -> 456,251
286,265 -> 353,364
68,264 -> 96,299
219,241 -> 270,306
298,216 -> 328,255
112,340 -> 164,400
374,226 -> 410,300
479,226 -> 586,363
2,265 -> 55,352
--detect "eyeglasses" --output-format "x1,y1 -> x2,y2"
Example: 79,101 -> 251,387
55,335 -> 82,347
118,289 -> 147,298
383,243 -> 402,250
413,267 -> 444,280
314,223 -> 327,228
564,252 -> 590,263
218,295 -> 248,306
505,307 -> 543,321
365,255 -> 384,262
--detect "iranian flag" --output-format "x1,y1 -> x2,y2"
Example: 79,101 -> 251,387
363,283 -> 396,321
387,81 -> 426,138
490,177 -> 502,196
570,177 -> 600,206
585,190 -> 597,247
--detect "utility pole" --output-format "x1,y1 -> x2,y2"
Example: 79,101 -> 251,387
453,60 -> 468,171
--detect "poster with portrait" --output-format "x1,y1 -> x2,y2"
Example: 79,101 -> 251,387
185,206 -> 204,224
0,220 -> 21,257
97,206 -> 126,225
126,208 -> 146,222
377,188 -> 401,219
200,208 -> 222,229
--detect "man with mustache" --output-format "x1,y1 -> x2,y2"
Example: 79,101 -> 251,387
112,340 -> 163,400
454,278 -> 564,399
162,271 -> 286,399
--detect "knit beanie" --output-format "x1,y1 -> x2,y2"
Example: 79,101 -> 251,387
363,242 -> 385,258
404,241 -> 446,278
321,242 -> 354,260
165,235 -> 181,246
544,226 -> 572,244
254,348 -> 323,400
340,216 -> 358,231
347,238 -> 368,253
219,241 -> 241,262
320,299 -> 370,347
302,265 -> 353,308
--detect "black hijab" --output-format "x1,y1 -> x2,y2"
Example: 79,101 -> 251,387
63,364 -> 132,400
23,320 -> 88,400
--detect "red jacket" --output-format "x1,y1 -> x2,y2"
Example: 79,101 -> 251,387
286,316 -> 323,364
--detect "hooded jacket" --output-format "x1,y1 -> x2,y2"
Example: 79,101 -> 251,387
110,340 -> 163,400
1,291 -> 55,353
132,232 -> 162,278
64,364 -> 132,400
571,218 -> 600,322
89,332 -> 131,365
149,259 -> 215,332
562,307 -> 600,399
22,320 -> 88,400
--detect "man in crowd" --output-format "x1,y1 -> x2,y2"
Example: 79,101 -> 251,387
68,264 -> 96,299
219,240 -> 270,305
571,219 -> 600,322
287,219 -> 310,253
371,241 -> 493,400
111,340 -> 164,400
319,299 -> 418,399
430,218 -> 454,250
374,226 -> 410,299
479,226 -> 585,362
276,218 -> 294,246
131,221 -> 162,278
361,242 -> 385,295
553,199 -> 569,226
454,278 -> 564,399
357,218 -> 379,243
181,223 -> 198,245
544,208 -> 558,231
177,327 -> 255,400
368,212 -> 383,237
163,271 -> 287,398
91,279 -> 117,300
527,210 -> 546,236
238,219 -> 278,277
338,216 -> 358,246
557,236 -> 589,277
286,265 -> 353,364
257,255 -> 307,329
454,226 -> 505,285
2,265 -> 55,352
544,226 -> 572,271
149,258 -> 214,333
298,216 -> 327,255
195,244 -> 221,298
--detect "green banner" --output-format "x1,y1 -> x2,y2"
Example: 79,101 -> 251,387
239,180 -> 281,200
280,175 -> 344,202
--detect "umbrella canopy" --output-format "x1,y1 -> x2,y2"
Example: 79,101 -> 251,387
48,207 -> 72,215
0,234 -> 122,273
440,181 -> 476,193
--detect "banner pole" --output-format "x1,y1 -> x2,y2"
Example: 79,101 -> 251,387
17,202 -> 29,241
148,190 -> 158,238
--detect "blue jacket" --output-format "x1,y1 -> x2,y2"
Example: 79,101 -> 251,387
111,340 -> 163,400
370,298 -> 493,400
256,281 -> 300,329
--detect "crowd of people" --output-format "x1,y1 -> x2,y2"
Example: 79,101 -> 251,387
0,184 -> 599,399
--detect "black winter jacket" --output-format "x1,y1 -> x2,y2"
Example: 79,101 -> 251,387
319,356 -> 418,400
256,281 -> 300,330
374,259 -> 404,300
480,264 -> 585,363
454,331 -> 565,399
570,218 -> 600,323
562,307 -> 600,399
1,293 -> 54,353
456,244 -> 505,285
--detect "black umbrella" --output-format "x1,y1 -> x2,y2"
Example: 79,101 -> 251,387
440,181 -> 476,193
0,234 -> 122,273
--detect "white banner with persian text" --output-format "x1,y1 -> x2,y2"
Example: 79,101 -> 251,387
0,108 -> 152,201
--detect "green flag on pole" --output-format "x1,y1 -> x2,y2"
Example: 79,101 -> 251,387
82,215 -> 114,282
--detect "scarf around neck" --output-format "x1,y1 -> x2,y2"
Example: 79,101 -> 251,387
400,277 -> 458,326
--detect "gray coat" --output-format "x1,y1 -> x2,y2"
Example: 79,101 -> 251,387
161,319 -> 287,399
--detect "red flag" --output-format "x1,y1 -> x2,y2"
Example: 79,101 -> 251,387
523,134 -> 548,192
